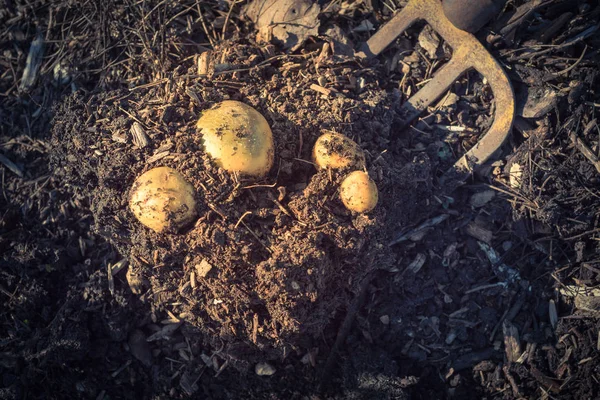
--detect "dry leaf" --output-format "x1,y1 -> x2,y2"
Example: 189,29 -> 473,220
244,0 -> 320,50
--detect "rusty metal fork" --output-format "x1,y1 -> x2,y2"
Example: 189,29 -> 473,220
358,0 -> 515,176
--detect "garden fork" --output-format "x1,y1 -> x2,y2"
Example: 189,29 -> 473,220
358,0 -> 514,177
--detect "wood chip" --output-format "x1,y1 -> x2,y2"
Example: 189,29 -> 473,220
520,86 -> 559,119
469,190 -> 496,208
406,253 -> 426,274
549,299 -> 558,329
197,50 -> 212,76
466,222 -> 493,244
147,151 -> 170,163
128,329 -> 152,366
190,271 -> 196,289
0,153 -> 24,178
502,320 -> 521,363
126,267 -> 146,295
110,258 -> 128,276
435,92 -> 459,109
418,25 -> 440,59
107,262 -> 115,296
112,132 -> 128,144
195,259 -> 213,278
147,321 -> 182,342
131,122 -> 150,148
390,214 -> 449,245
255,362 -> 276,376
446,331 -> 457,344
310,83 -> 343,98
478,242 -> 521,283
570,130 -> 600,174
530,364 -> 560,393
186,89 -> 202,106
574,295 -> 600,314
252,313 -> 259,344
201,353 -> 213,368
509,163 -> 523,188
179,371 -> 199,395
19,34 -> 44,92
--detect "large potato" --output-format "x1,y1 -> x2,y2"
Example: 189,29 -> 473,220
340,171 -> 378,213
197,100 -> 274,177
129,166 -> 197,233
313,132 -> 365,170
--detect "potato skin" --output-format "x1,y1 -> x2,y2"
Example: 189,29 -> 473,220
340,171 -> 378,213
313,132 -> 365,170
197,100 -> 274,177
129,166 -> 197,233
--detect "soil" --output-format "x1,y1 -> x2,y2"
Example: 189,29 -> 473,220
2,0 -> 600,399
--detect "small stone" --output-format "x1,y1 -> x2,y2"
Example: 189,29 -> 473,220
380,315 -> 390,325
255,362 -> 276,376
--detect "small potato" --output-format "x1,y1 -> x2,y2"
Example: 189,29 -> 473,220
340,171 -> 378,213
313,132 -> 365,170
197,100 -> 274,177
129,166 -> 197,233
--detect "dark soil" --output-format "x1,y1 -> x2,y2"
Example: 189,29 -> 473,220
2,0 -> 600,399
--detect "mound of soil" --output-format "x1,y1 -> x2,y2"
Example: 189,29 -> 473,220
50,40 -> 437,368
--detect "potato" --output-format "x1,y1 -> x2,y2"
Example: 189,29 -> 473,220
340,171 -> 378,213
197,100 -> 274,177
313,132 -> 365,170
129,166 -> 197,233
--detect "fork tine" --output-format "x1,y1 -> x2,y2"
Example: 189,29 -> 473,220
357,2 -> 419,59
397,55 -> 469,129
